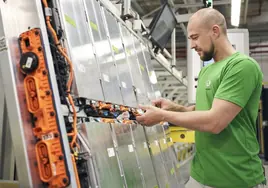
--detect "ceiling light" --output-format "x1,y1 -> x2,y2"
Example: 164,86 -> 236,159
231,0 -> 242,27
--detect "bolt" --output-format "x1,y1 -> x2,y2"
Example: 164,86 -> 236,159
59,155 -> 64,160
38,47 -> 42,51
50,111 -> 55,116
62,178 -> 68,184
45,90 -> 51,96
180,134 -> 185,139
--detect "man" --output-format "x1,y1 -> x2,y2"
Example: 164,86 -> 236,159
136,8 -> 265,188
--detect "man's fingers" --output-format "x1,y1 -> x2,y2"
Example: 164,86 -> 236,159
138,104 -> 151,111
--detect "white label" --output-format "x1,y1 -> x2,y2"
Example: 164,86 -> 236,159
45,7 -> 52,16
51,163 -> 56,176
128,144 -> 134,152
136,88 -> 141,94
42,133 -> 54,141
25,57 -> 33,68
103,74 -> 110,82
143,142 -> 148,149
89,117 -> 95,122
170,138 -> 173,142
0,36 -> 7,52
86,99 -> 90,105
107,148 -> 115,157
121,82 -> 127,88
163,138 -> 166,144
155,140 -> 159,146
68,116 -> 73,122
78,64 -> 86,73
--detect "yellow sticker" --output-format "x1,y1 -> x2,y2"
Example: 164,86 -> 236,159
90,21 -> 98,31
112,45 -> 119,54
126,48 -> 131,55
170,168 -> 175,175
65,15 -> 76,28
140,64 -> 145,72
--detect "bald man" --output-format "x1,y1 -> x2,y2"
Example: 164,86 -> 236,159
137,8 -> 266,188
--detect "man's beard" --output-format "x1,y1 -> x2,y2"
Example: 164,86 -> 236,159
201,42 -> 215,61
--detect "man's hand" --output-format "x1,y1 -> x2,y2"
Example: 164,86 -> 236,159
152,98 -> 177,111
152,98 -> 194,112
136,105 -> 165,126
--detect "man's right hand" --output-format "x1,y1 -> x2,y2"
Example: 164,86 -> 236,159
151,98 -> 177,111
152,98 -> 195,112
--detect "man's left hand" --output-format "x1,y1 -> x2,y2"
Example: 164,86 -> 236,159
136,105 -> 165,126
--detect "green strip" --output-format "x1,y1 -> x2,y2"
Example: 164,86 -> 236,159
154,186 -> 158,188
90,21 -> 98,31
170,168 -> 175,175
112,45 -> 119,54
166,183 -> 170,188
126,48 -> 131,55
176,163 -> 180,169
65,15 -> 76,28
140,64 -> 145,72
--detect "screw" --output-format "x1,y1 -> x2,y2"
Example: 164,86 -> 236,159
45,90 -> 51,96
35,31 -> 39,36
62,178 -> 68,184
50,111 -> 55,116
34,161 -> 38,166
54,133 -> 59,138
42,70 -> 47,75
180,134 -> 185,139
38,47 -> 42,51
59,155 -> 64,160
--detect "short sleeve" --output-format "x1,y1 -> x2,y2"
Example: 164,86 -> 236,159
214,59 -> 262,108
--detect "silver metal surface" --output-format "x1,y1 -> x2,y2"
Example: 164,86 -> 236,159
120,25 -> 147,105
0,110 -> 15,180
111,123 -> 144,188
0,0 -> 78,186
103,11 -> 137,107
85,0 -> 123,104
131,125 -> 159,188
82,122 -> 126,188
144,127 -> 170,188
156,126 -> 179,188
57,0 -> 104,101
140,43 -> 159,100
133,39 -> 154,104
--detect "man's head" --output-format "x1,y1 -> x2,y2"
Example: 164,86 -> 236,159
187,8 -> 227,61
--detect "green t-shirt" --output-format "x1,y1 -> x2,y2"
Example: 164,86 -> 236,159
191,52 -> 265,188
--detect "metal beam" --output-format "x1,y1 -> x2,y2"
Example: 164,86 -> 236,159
174,0 -> 231,9
143,13 -> 193,26
243,0 -> 249,24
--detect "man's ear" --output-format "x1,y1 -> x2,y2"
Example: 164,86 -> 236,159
212,25 -> 221,38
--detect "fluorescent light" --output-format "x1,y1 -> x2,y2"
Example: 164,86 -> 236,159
231,0 -> 242,27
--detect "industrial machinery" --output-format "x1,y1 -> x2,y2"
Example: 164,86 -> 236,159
0,0 -> 193,187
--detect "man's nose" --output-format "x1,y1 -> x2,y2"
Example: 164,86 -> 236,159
190,41 -> 197,49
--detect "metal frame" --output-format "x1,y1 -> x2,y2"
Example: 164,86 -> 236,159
0,0 -> 78,186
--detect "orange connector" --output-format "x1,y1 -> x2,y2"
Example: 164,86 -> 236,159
98,101 -> 113,110
19,28 -> 70,187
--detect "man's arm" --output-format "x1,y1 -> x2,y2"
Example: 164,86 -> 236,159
162,98 -> 241,134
